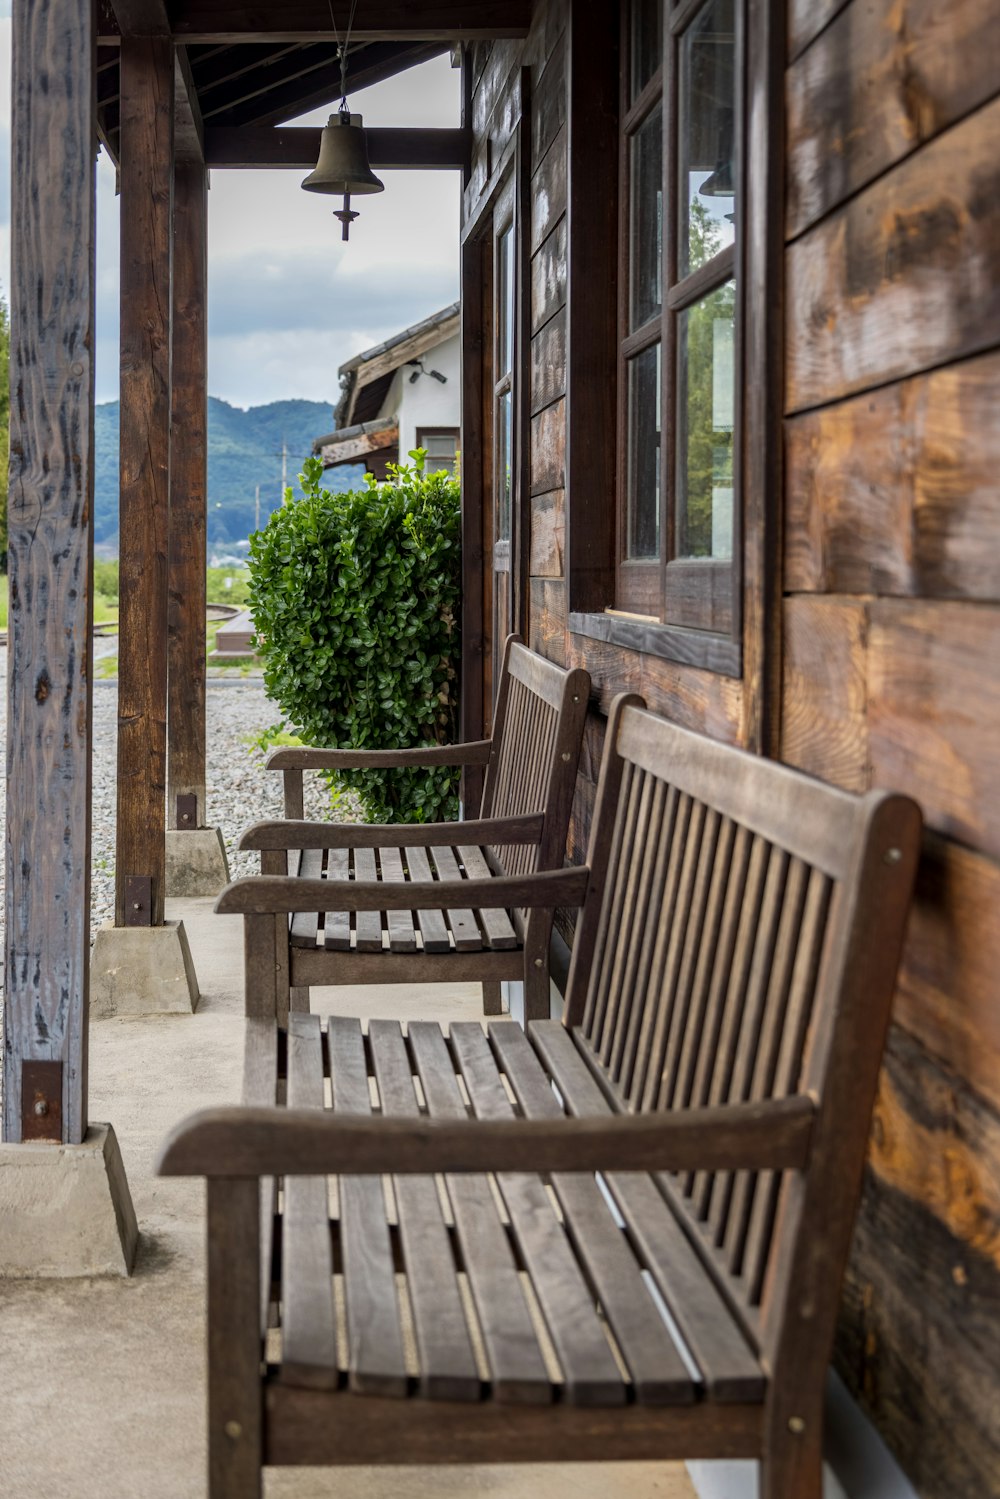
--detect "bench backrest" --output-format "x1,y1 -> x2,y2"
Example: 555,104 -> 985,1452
562,696 -> 920,1385
479,637 -> 590,876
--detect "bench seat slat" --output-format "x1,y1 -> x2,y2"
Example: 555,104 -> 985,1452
290,848 -> 323,948
327,1016 -> 408,1396
378,847 -> 418,953
457,847 -> 519,949
280,1014 -> 338,1389
243,1016 -> 279,1337
352,848 -> 384,952
428,846 -> 482,950
322,847 -> 352,951
403,846 -> 452,951
367,1020 -> 480,1402
491,1022 -> 697,1404
407,1021 -> 551,1404
450,1022 -> 627,1407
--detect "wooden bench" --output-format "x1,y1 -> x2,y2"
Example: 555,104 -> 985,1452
241,636 -> 589,1023
158,695 -> 921,1499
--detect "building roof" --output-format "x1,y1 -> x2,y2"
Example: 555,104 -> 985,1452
334,301 -> 460,428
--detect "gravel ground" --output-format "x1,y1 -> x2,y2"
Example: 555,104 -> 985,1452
0,650 -> 339,937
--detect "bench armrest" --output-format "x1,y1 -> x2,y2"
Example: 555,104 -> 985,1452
238,812 -> 545,852
157,1095 -> 815,1179
215,865 -> 591,916
266,741 -> 492,772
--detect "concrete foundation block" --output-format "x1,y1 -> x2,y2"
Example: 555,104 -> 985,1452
90,920 -> 200,1017
165,826 -> 231,897
0,1123 -> 139,1277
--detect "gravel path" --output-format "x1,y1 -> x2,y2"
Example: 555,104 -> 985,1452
0,650 -> 338,937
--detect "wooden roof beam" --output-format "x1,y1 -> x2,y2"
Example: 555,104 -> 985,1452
204,124 -> 471,170
166,2 -> 532,44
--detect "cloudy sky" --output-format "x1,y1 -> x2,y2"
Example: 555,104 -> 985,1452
0,9 -> 461,409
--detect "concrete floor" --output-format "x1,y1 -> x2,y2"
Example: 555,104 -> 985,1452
0,896 -> 697,1499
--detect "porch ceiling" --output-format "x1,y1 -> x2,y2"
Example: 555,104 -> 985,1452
96,0 -> 532,163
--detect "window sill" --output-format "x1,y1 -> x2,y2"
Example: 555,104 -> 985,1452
568,611 -> 742,677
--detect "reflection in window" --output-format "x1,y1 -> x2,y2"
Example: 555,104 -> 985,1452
676,281 -> 735,559
678,0 -> 736,277
629,105 -> 663,332
497,225 -> 514,376
626,343 -> 661,560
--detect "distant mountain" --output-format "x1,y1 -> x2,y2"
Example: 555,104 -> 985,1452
94,397 -> 364,549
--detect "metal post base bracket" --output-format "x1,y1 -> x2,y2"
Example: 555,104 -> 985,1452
0,1123 -> 138,1278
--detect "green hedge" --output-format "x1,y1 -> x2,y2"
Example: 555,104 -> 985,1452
247,453 -> 462,823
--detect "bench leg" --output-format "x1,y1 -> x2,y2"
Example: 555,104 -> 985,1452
207,1179 -> 264,1499
482,980 -> 504,1016
758,1423 -> 822,1499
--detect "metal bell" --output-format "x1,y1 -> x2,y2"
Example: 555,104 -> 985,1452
302,110 -> 384,197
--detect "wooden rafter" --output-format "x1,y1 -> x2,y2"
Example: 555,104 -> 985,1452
204,123 -> 470,170
135,2 -> 532,44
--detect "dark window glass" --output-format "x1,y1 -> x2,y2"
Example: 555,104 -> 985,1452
626,342 -> 661,559
629,104 -> 663,331
678,0 -> 737,277
630,0 -> 662,102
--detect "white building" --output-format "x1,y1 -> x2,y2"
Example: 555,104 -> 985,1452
313,303 -> 460,481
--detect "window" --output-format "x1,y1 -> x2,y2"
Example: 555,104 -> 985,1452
615,0 -> 742,661
417,427 -> 460,477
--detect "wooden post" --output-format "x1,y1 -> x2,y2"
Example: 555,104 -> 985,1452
168,158 -> 208,831
116,35 -> 174,927
3,0 -> 97,1144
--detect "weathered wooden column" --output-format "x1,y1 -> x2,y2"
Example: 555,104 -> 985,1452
115,33 -> 173,930
0,0 -> 137,1277
165,151 -> 230,895
91,29 -> 198,1013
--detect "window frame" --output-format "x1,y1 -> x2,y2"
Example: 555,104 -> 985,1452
416,426 -> 461,478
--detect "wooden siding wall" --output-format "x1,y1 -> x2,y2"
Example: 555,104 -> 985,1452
469,8 -> 999,1489
783,2 -> 1000,1493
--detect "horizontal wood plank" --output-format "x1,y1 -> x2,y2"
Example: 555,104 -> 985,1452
868,599 -> 1000,858
529,489 -> 565,578
787,0 -> 1000,238
787,0 -> 851,60
785,352 -> 1000,600
895,836 -> 1000,1115
530,218 -> 567,333
530,123 -> 567,253
529,397 -> 566,494
530,305 -> 566,415
780,597 -> 869,793
785,96 -> 1000,413
529,578 -> 567,666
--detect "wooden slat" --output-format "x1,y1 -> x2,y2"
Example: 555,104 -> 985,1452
280,1013 -> 337,1389
352,848 -> 384,953
378,846 -> 417,953
327,1016 -> 407,1396
582,760 -> 637,1038
367,1020 -> 480,1401
657,809 -> 723,1108
595,770 -> 655,1064
786,96 -> 1000,413
289,847 -> 322,948
403,845 -> 451,952
406,1021 -> 551,1403
457,846 -> 518,949
500,1022 -> 700,1404
428,846 -> 481,950
450,1022 -> 626,1406
321,847 -> 351,951
242,1016 -> 279,1335
780,597 -> 869,794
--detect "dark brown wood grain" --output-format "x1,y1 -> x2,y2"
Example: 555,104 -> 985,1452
167,158 -> 208,829
785,353 -> 1000,600
895,836 -> 1000,1114
780,597 -> 869,792
528,488 -> 564,577
529,577 -> 567,666
206,124 -> 471,171
529,304 -> 565,414
787,0 -> 1000,239
529,122 -> 567,253
529,397 -> 565,493
530,216 -> 566,334
867,599 -> 1000,859
785,96 -> 1000,414
3,0 -> 96,1144
530,30 -> 565,170
168,1 -> 533,43
116,35 -> 173,926
787,0 -> 851,62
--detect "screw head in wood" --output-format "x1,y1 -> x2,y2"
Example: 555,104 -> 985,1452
132,902 -> 141,911
561,751 -> 571,762
883,847 -> 902,865
34,1099 -> 48,1116
534,958 -> 543,968
224,1421 -> 242,1440
788,1416 -> 806,1435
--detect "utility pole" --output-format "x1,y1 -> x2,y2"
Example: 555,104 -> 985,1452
254,482 -> 260,533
